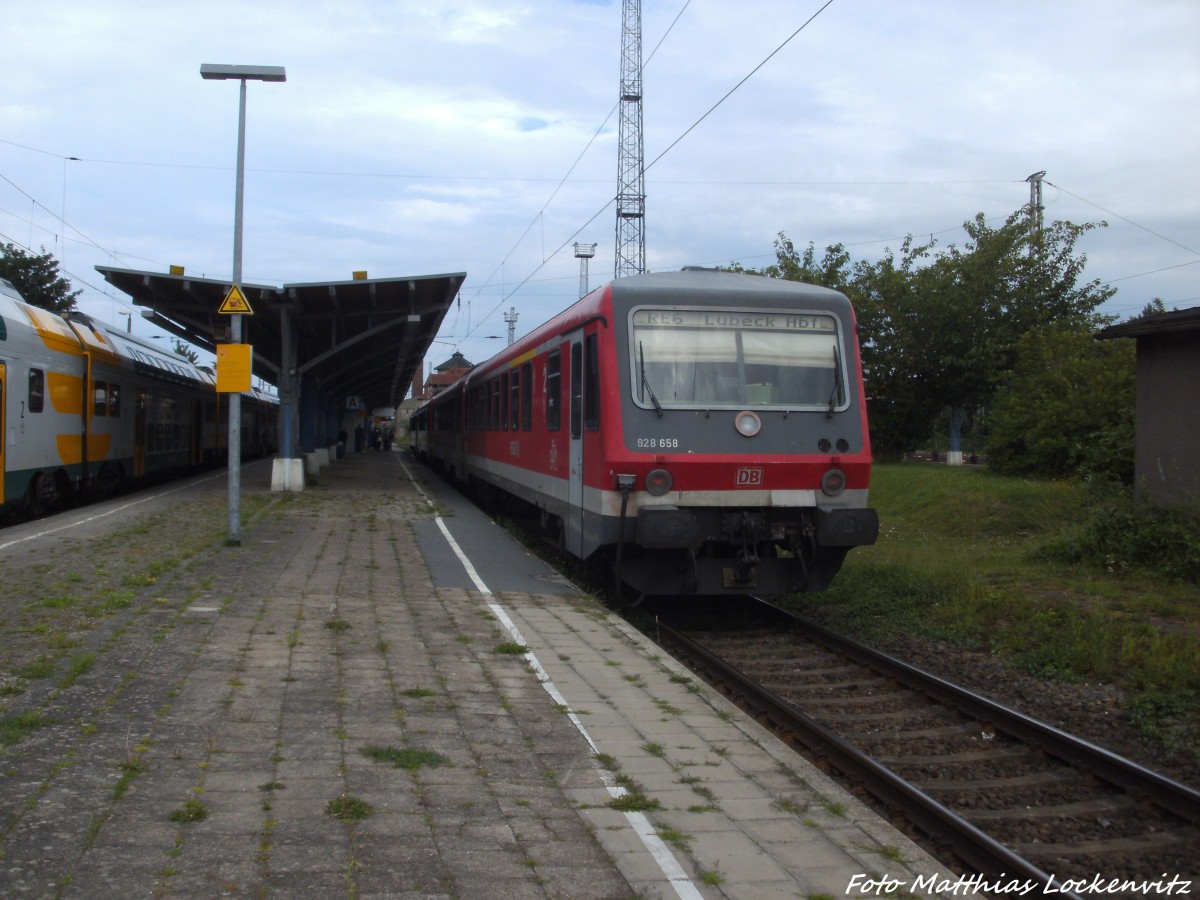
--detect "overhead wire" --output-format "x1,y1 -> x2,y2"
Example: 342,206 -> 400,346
447,0 -> 695,347
457,0 -> 842,349
1044,180 -> 1199,258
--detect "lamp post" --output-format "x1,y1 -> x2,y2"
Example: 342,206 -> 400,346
201,63 -> 286,545
574,242 -> 597,299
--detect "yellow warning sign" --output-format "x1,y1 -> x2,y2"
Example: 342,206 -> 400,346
218,284 -> 254,315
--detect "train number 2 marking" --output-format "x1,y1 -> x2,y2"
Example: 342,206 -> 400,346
636,437 -> 679,449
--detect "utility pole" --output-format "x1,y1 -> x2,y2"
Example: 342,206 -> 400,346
1026,170 -> 1046,257
615,0 -> 645,279
504,306 -> 519,346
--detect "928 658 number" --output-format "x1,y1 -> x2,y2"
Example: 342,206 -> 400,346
636,437 -> 679,449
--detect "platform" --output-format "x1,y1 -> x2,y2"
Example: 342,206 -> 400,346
0,448 -> 962,898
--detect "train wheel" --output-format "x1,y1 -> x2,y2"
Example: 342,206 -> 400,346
25,473 -> 55,517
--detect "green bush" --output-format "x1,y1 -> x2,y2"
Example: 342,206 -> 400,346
1040,481 -> 1200,584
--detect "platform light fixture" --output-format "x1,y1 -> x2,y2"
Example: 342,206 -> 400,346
574,242 -> 597,299
201,62 -> 286,545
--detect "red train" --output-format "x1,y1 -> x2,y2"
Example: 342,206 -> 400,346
409,268 -> 878,598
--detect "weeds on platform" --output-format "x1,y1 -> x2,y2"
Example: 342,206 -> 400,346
1,711 -> 49,746
168,799 -> 207,823
326,794 -> 372,821
492,642 -> 530,656
360,744 -> 449,771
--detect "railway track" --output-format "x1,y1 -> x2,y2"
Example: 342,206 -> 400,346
650,597 -> 1199,899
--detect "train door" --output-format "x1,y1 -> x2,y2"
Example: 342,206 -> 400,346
0,362 -> 6,506
566,333 -> 585,557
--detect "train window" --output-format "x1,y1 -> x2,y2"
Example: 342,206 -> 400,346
109,384 -> 121,417
520,361 -> 533,431
629,307 -> 843,410
29,368 -> 44,413
545,350 -> 562,432
584,333 -> 600,430
509,367 -> 521,432
570,343 -> 582,438
489,379 -> 499,431
500,373 -> 510,431
93,382 -> 108,417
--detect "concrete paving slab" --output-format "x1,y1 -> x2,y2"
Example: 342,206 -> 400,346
0,450 -> 972,899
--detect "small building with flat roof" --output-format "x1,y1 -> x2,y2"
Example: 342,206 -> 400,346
1097,306 -> 1200,511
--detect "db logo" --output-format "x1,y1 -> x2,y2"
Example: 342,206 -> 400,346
736,468 -> 764,486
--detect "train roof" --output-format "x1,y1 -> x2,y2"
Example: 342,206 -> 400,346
0,284 -> 215,388
410,270 -> 855,413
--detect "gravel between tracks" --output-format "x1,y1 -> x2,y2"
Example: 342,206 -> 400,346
885,636 -> 1200,791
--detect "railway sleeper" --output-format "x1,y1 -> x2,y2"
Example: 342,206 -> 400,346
911,767 -> 1081,793
878,745 -> 1032,767
1013,826 -> 1198,858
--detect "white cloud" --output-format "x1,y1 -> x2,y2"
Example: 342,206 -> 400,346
1,0 -> 1196,348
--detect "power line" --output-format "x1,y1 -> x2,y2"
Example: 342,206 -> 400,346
459,0 -> 841,346
646,0 -> 836,172
1045,180 -> 1199,258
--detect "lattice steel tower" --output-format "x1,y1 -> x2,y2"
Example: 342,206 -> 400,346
615,0 -> 645,279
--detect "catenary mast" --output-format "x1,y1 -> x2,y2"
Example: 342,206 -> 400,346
615,0 -> 645,278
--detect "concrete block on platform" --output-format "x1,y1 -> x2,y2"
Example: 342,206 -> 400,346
271,457 -> 305,492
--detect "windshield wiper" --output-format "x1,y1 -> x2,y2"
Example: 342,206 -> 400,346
639,342 -> 663,417
827,343 -> 842,418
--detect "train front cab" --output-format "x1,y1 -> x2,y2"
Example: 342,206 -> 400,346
597,273 -> 880,598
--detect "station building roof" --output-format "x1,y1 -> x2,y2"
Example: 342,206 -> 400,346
96,266 -> 464,410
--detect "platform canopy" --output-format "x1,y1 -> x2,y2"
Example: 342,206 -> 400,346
96,266 -> 464,411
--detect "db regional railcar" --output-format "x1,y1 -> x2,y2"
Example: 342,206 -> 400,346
410,268 -> 878,598
1,277 -> 276,518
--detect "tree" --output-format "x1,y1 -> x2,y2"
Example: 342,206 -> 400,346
734,208 -> 1115,462
0,244 -> 80,314
986,322 -> 1135,482
172,339 -> 199,364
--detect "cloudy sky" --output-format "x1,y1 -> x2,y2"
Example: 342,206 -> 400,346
3,0 -> 1197,373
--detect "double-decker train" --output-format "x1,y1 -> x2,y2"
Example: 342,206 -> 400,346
1,277 -> 276,518
409,268 -> 878,599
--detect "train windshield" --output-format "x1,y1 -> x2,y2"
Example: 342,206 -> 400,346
630,307 -> 844,410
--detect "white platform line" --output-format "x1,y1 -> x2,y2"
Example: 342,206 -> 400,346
398,460 -> 701,900
0,471 -> 225,552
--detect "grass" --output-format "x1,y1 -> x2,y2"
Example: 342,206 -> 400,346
784,463 -> 1200,756
168,799 -> 207,823
326,794 -> 372,821
359,744 -> 449,771
492,642 -> 530,656
57,651 -> 96,689
1,711 -> 50,746
606,790 -> 661,813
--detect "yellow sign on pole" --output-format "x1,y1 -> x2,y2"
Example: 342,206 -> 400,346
216,344 -> 253,393
218,283 -> 254,315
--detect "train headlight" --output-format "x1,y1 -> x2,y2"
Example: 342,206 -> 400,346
645,468 -> 673,496
821,468 -> 846,497
734,410 -> 761,437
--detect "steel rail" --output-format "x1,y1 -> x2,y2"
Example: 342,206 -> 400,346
744,597 -> 1200,824
654,615 -> 1076,895
653,599 -> 1199,899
